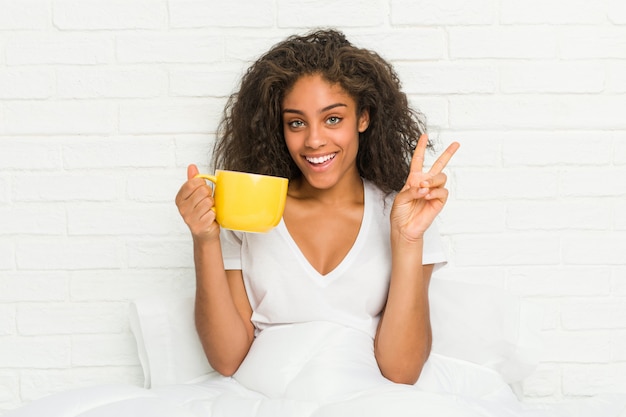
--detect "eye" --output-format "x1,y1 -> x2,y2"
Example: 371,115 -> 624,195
287,120 -> 305,129
326,116 -> 342,125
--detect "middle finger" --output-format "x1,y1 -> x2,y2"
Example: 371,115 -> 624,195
427,142 -> 460,176
421,172 -> 448,189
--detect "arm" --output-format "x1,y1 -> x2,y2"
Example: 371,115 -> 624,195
176,164 -> 255,376
193,242 -> 255,375
374,135 -> 459,384
374,243 -> 434,385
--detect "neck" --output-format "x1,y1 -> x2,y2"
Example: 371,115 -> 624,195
290,173 -> 364,206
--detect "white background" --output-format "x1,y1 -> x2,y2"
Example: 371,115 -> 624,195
1,0 -> 625,412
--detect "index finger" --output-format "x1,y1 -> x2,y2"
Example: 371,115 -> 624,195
175,176 -> 209,204
427,142 -> 460,176
409,134 -> 429,173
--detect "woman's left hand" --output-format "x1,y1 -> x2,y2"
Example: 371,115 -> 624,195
391,134 -> 460,242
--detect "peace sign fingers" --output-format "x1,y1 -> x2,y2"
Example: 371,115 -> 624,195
427,140 -> 461,178
406,134 -> 460,189
393,134 -> 460,240
409,134 -> 430,174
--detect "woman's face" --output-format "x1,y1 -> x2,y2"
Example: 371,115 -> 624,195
281,74 -> 369,191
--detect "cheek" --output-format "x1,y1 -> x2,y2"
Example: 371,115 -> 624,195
283,131 -> 295,150
340,127 -> 360,150
283,132 -> 301,159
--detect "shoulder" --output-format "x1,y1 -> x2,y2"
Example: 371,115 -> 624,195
364,179 -> 396,214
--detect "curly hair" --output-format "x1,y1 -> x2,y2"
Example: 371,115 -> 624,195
212,28 -> 429,194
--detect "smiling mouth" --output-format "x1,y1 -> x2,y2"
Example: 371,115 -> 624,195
305,153 -> 336,165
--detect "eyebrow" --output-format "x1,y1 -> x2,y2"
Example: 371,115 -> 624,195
282,103 -> 348,115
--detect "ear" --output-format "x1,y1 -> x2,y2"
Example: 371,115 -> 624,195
358,108 -> 370,133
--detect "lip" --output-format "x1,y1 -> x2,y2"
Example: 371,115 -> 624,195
303,152 -> 337,170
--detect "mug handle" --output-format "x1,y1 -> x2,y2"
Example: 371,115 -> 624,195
194,174 -> 217,184
194,174 -> 218,213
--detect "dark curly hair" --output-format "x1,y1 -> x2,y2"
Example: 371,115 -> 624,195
212,28 -> 429,194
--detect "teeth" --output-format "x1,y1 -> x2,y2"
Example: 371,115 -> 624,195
306,154 -> 336,164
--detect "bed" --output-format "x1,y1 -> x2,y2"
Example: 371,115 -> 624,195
6,279 -> 626,417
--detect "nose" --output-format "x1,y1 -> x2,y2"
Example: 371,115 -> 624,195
304,124 -> 326,149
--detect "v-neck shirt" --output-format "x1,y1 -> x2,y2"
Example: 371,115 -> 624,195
220,179 -> 446,338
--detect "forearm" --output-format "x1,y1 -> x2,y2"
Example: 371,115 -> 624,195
374,234 -> 432,385
193,238 -> 253,376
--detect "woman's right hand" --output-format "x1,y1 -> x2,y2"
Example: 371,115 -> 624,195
175,164 -> 220,242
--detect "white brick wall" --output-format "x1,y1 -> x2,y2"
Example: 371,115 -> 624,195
0,0 -> 624,412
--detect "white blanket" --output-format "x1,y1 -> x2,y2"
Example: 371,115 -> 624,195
7,324 -> 626,417
5,281 -> 626,417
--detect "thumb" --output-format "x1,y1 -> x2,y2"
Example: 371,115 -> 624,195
187,164 -> 199,180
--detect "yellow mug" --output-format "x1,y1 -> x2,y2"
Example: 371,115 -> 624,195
195,170 -> 289,233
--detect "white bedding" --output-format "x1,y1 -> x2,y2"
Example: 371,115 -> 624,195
5,280 -> 626,417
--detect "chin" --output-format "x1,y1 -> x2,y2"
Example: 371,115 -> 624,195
302,173 -> 338,190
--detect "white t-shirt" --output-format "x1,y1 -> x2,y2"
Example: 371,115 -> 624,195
220,179 -> 446,338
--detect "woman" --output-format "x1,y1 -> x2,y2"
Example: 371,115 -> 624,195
175,28 -> 459,392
